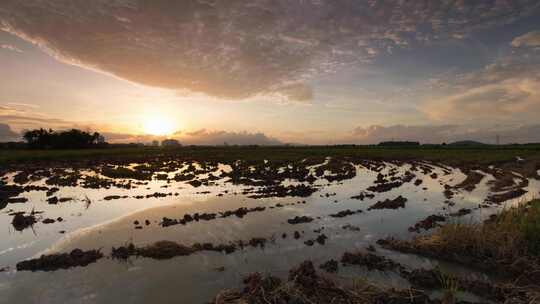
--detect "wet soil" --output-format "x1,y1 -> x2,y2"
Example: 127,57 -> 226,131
368,195 -> 407,210
11,212 -> 37,231
212,260 -> 478,304
2,155 -> 540,303
408,214 -> 446,233
111,236 -> 273,261
287,216 -> 314,225
16,249 -> 103,272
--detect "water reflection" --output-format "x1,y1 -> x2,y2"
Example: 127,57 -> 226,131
0,160 -> 538,303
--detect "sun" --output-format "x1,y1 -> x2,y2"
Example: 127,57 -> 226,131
143,116 -> 176,136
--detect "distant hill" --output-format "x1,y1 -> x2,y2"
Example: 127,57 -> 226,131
448,140 -> 487,146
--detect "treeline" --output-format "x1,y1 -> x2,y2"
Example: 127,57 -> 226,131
23,128 -> 106,149
378,141 -> 420,147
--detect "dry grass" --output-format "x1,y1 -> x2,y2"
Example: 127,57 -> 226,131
434,267 -> 459,304
380,198 -> 540,291
435,199 -> 540,260
375,199 -> 540,303
213,261 -> 431,304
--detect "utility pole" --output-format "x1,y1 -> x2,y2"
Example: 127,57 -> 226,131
496,134 -> 500,145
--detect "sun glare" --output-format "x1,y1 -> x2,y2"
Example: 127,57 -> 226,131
143,116 -> 176,136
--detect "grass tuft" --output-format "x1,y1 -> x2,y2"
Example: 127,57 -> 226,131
435,199 -> 540,259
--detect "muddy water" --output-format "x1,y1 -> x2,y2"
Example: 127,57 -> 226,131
1,161 -> 539,303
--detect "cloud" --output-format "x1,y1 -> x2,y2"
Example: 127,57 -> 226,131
512,30 -> 540,48
0,110 -> 75,130
0,43 -> 21,52
425,78 -> 540,122
100,132 -> 160,144
1,1 -> 537,102
103,129 -> 281,145
0,103 -> 96,131
179,129 -> 281,146
351,124 -> 540,145
0,123 -> 19,142
422,52 -> 540,124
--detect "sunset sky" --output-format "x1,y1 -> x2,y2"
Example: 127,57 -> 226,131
1,1 -> 540,145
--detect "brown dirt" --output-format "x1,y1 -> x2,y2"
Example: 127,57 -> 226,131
11,213 -> 37,231
408,214 -> 446,233
212,260 -> 435,304
16,249 -> 103,272
287,216 -> 314,225
368,196 -> 407,211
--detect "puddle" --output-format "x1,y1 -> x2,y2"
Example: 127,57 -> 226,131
0,159 -> 538,303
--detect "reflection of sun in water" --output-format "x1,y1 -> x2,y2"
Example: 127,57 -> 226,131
143,116 -> 176,136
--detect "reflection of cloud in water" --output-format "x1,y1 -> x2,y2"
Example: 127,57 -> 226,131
1,161 -> 539,303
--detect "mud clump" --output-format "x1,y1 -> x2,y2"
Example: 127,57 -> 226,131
287,216 -> 314,225
408,214 -> 446,233
220,206 -> 266,218
213,260 -> 434,304
450,208 -> 472,217
42,218 -> 56,224
486,188 -> 527,205
16,249 -> 103,271
304,234 -> 328,246
11,213 -> 37,231
47,196 -> 59,204
351,191 -> 375,200
7,197 -> 28,204
288,261 -> 319,288
0,184 -> 24,209
46,187 -> 59,197
454,170 -> 484,192
319,259 -> 339,273
138,241 -> 195,259
247,237 -> 267,248
159,206 -> 266,228
192,242 -> 236,254
341,251 -> 402,272
112,241 -> 195,260
329,209 -> 362,218
304,239 -> 315,246
404,268 -> 440,289
101,167 -> 152,180
368,195 -> 407,211
45,172 -> 80,187
161,217 -> 179,227
367,181 -> 403,193
342,224 -> 361,231
443,187 -> 454,199
248,184 -> 318,199
187,180 -> 202,187
112,236 -> 271,261
103,195 -> 126,201
111,243 -> 136,260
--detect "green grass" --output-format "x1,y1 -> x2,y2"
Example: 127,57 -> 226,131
2,144 -> 540,165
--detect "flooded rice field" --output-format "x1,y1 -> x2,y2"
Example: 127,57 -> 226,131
1,157 -> 539,303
